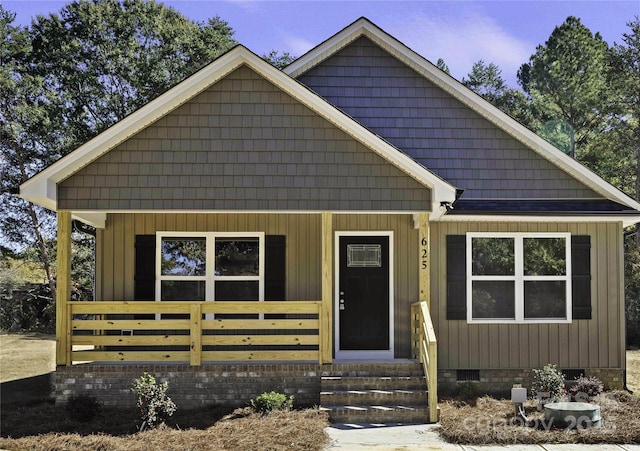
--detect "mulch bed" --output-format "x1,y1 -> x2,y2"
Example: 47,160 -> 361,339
0,403 -> 329,451
439,391 -> 640,445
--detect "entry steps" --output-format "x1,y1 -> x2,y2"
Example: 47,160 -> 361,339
319,362 -> 431,424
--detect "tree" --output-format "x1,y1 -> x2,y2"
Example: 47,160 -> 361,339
517,16 -> 614,158
608,17 -> 640,346
436,58 -> 450,75
1,6 -> 58,297
609,17 -> 640,239
463,60 -> 533,127
29,0 -> 237,146
262,50 -> 296,69
1,0 -> 237,304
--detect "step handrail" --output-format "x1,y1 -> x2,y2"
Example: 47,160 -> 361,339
411,300 -> 439,422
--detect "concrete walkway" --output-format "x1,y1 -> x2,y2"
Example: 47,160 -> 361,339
324,423 -> 640,450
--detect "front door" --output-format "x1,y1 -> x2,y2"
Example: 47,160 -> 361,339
336,233 -> 393,359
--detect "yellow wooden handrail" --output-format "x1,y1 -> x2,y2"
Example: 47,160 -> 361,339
66,300 -> 323,365
411,300 -> 439,423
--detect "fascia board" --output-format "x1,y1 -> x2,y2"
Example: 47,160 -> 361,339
287,19 -> 640,213
20,42 -> 454,214
438,214 -> 640,227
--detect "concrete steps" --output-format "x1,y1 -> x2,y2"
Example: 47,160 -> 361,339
319,362 -> 431,424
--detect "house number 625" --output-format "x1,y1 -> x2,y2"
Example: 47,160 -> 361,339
421,237 -> 428,270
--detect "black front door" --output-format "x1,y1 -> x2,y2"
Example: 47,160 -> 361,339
338,235 -> 390,351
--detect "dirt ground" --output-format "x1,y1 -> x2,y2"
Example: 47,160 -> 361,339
0,333 -> 55,383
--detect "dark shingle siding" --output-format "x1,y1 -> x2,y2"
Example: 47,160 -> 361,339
297,37 -> 599,200
58,65 -> 431,211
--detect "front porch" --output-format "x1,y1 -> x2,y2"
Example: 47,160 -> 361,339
54,211 -> 438,421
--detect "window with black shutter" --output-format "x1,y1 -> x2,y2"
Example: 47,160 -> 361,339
446,234 -> 591,323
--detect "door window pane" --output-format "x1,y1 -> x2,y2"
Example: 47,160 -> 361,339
347,244 -> 382,267
524,238 -> 566,276
472,281 -> 515,319
472,238 -> 514,275
161,238 -> 206,276
524,281 -> 566,318
215,238 -> 259,276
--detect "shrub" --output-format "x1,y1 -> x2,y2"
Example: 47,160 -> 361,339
131,373 -> 176,430
66,394 -> 101,422
531,364 -> 565,402
457,381 -> 481,402
569,375 -> 604,402
250,391 -> 294,414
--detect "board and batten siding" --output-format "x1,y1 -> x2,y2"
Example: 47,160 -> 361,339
430,221 -> 625,371
96,212 -> 419,358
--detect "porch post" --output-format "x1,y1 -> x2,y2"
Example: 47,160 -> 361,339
417,212 -> 430,308
56,211 -> 72,366
321,211 -> 333,364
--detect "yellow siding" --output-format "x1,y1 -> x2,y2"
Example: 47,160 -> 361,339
334,214 -> 418,357
97,212 -> 420,358
430,221 -> 624,370
97,213 -> 322,303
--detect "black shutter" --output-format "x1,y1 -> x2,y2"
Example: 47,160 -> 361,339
265,235 -> 286,301
571,235 -> 591,319
446,235 -> 467,320
134,235 -> 156,301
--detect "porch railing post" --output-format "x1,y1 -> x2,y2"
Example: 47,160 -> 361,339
417,212 -> 430,308
190,303 -> 202,366
56,211 -> 72,366
320,211 -> 333,364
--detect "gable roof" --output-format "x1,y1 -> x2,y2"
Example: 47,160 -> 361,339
20,45 -> 457,227
286,18 -> 640,223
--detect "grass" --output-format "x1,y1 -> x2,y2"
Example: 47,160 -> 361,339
0,333 -> 55,382
627,349 -> 640,393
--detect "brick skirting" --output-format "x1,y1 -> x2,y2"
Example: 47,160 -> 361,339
53,361 -> 421,408
55,363 -> 322,408
438,368 -> 625,397
54,364 -> 625,408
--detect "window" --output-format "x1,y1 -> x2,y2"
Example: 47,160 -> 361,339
157,232 -> 264,310
467,233 -> 571,323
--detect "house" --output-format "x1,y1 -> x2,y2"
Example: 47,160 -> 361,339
20,18 -> 640,423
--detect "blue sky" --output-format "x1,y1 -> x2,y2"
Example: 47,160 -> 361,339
5,1 -> 639,87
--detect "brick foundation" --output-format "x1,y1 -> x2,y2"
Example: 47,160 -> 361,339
438,368 -> 625,397
55,363 -> 323,408
53,361 -> 421,408
54,364 -> 626,408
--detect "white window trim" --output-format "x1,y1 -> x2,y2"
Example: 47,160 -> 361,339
156,232 -> 265,319
466,232 -> 572,324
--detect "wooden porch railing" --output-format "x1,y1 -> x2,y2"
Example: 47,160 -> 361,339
411,300 -> 439,422
66,301 -> 323,365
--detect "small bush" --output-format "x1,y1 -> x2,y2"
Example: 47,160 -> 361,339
66,394 -> 101,422
250,391 -> 294,414
570,375 -> 604,402
531,363 -> 565,402
131,373 -> 176,430
457,381 -> 481,402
